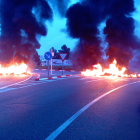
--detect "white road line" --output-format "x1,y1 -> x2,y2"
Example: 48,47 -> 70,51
78,77 -> 96,80
39,80 -> 56,83
114,79 -> 129,82
0,87 -> 16,92
0,74 -> 32,90
51,77 -> 57,79
45,81 -> 140,140
16,83 -> 25,85
0,82 -> 43,93
39,76 -> 69,81
34,78 -> 48,81
55,78 -> 66,80
0,77 -> 67,93
85,79 -> 103,83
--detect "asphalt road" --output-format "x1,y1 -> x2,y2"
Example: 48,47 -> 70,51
0,75 -> 32,88
0,70 -> 140,140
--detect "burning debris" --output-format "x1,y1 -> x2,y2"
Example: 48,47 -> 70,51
66,0 -> 140,72
0,63 -> 31,76
0,0 -> 72,75
0,0 -> 53,67
81,60 -> 140,78
0,0 -> 53,74
0,0 -> 140,76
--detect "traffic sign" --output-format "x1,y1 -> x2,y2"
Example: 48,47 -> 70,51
44,52 -> 52,60
58,53 -> 68,62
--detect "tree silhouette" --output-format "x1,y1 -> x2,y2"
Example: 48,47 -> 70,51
58,45 -> 70,59
51,47 -> 58,59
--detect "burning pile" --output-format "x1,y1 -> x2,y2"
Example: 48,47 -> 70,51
66,0 -> 140,72
0,0 -> 54,68
0,0 -> 70,73
0,63 -> 31,76
81,60 -> 140,78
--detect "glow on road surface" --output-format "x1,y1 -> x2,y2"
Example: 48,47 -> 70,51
45,81 -> 140,140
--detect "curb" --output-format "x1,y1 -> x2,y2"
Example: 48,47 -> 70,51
35,78 -> 39,81
35,75 -> 72,81
35,69 -> 76,72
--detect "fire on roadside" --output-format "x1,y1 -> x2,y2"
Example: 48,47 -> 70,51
0,63 -> 31,76
81,60 -> 139,78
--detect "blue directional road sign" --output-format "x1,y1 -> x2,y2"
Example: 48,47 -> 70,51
44,52 -> 52,60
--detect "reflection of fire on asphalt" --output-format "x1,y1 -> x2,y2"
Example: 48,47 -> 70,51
81,60 -> 140,78
0,63 -> 31,76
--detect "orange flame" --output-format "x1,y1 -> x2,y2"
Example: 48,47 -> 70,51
81,60 -> 138,77
0,63 -> 31,76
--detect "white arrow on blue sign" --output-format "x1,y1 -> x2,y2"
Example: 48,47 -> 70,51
44,52 -> 52,60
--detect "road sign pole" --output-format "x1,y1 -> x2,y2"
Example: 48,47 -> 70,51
62,61 -> 63,75
51,48 -> 52,75
48,60 -> 49,77
44,52 -> 52,78
58,53 -> 68,76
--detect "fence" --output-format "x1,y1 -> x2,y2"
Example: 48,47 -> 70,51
41,59 -> 72,66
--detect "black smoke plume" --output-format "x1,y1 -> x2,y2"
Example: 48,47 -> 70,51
66,2 -> 103,70
104,0 -> 138,68
0,0 -> 52,67
66,0 -> 140,71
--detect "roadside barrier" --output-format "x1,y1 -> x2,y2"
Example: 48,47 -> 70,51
35,74 -> 40,81
34,75 -> 71,81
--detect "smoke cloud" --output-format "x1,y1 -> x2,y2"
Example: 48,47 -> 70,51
0,0 -> 53,66
104,0 -> 138,68
66,0 -> 140,71
66,2 -> 103,70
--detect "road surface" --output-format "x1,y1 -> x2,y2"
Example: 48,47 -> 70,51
0,74 -> 32,88
0,70 -> 140,140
